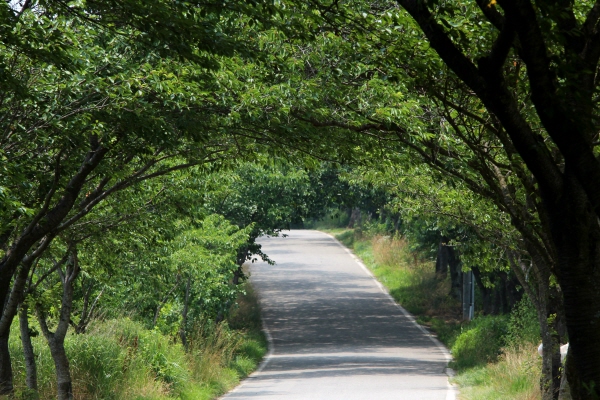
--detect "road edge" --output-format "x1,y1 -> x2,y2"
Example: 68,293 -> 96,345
218,284 -> 275,399
321,231 -> 459,400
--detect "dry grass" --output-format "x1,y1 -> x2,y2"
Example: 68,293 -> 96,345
119,371 -> 172,400
454,343 -> 542,400
371,235 -> 460,322
187,323 -> 242,385
372,235 -> 408,267
335,231 -> 461,345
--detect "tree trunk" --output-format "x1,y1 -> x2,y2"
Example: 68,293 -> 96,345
0,262 -> 34,395
37,246 -> 80,400
504,271 -> 524,312
509,252 -> 563,399
472,266 -> 493,315
435,236 -> 462,299
72,285 -> 104,334
447,247 -> 462,300
538,297 -> 562,400
393,216 -> 400,233
548,173 -> 600,400
0,334 -> 12,395
19,304 -> 38,393
559,355 -> 572,400
435,236 -> 449,275
347,208 -> 361,228
47,339 -> 72,400
232,265 -> 244,285
492,283 -> 502,315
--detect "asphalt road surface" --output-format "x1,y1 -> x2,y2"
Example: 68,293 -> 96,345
222,230 -> 455,400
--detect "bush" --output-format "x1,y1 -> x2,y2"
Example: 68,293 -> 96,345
305,209 -> 350,229
362,220 -> 390,237
504,296 -> 540,347
451,315 -> 509,370
5,309 -> 266,400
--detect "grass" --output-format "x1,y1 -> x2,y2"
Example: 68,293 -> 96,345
323,227 -> 541,400
450,315 -> 509,370
2,283 -> 266,400
453,343 -> 541,400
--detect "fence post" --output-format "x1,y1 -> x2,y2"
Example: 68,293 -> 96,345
462,270 -> 474,321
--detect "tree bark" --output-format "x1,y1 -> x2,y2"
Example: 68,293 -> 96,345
435,236 -> 449,275
503,271 -> 523,312
19,304 -> 38,393
447,245 -> 462,300
37,246 -> 80,400
552,177 -> 600,400
0,256 -> 41,394
71,284 -> 104,334
46,339 -> 73,400
347,208 -> 361,228
472,266 -> 494,315
435,236 -> 461,298
0,334 -> 12,395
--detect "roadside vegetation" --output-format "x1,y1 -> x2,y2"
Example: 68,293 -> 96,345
314,215 -> 542,400
2,287 -> 267,400
3,286 -> 266,400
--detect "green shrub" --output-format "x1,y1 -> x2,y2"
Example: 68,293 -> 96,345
334,229 -> 355,247
5,307 -> 266,400
306,209 -> 350,229
362,220 -> 390,237
138,329 -> 189,388
504,296 -> 540,347
451,315 -> 509,370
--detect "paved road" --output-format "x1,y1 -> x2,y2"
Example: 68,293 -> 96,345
223,230 -> 454,400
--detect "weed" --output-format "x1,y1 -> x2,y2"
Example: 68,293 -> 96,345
453,343 -> 541,400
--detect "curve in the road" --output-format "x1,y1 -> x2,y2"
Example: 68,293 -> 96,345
222,230 -> 457,400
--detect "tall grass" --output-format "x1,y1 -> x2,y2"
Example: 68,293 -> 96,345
454,296 -> 542,399
454,343 -> 541,400
2,284 -> 266,400
450,315 -> 509,369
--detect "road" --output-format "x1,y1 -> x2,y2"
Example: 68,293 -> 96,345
222,230 -> 455,400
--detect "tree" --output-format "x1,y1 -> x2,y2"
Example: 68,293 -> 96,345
201,161 -> 326,284
0,5 -> 259,392
223,5 -> 588,397
371,2 -> 600,397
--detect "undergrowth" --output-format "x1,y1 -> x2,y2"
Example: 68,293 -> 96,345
3,284 -> 266,400
453,343 -> 541,400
